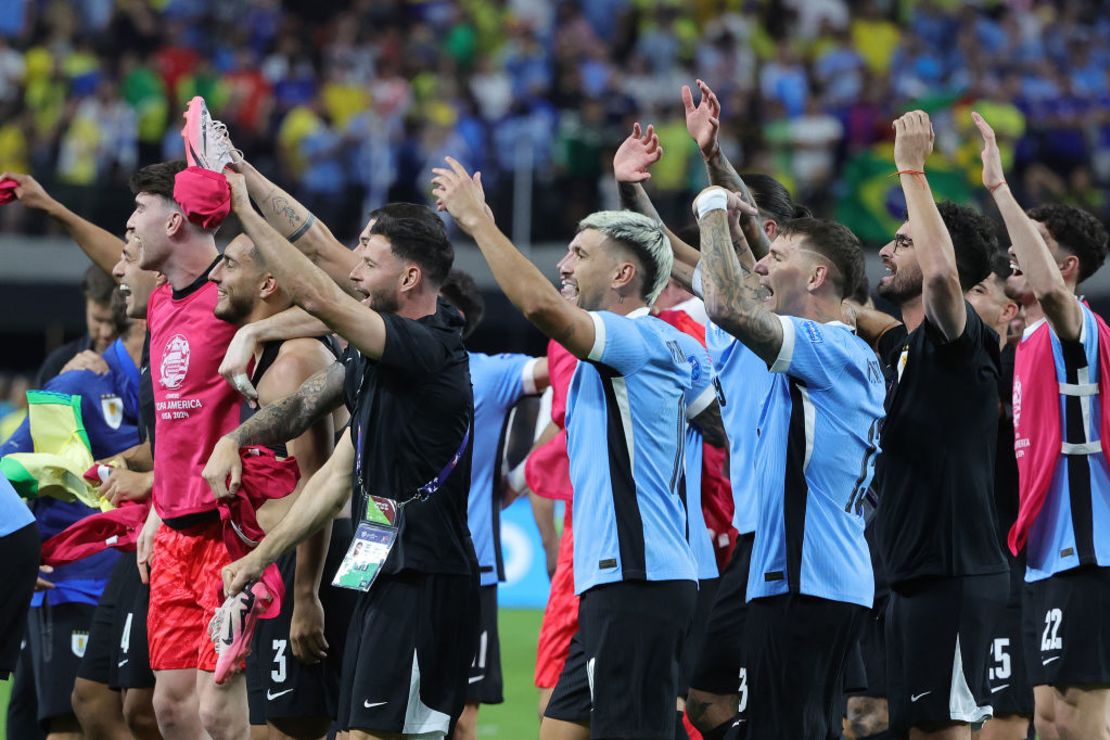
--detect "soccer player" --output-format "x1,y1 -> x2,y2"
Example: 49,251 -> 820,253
122,158 -> 250,740
974,112 -> 1110,740
610,116 -> 794,739
214,180 -> 478,740
0,476 -> 37,683
694,185 -> 884,738
434,158 -> 718,740
2,295 -> 144,740
439,269 -> 550,740
203,233 -> 351,740
869,111 -> 1009,739
964,253 -> 1032,740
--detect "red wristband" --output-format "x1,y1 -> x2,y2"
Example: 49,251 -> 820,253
987,180 -> 1007,193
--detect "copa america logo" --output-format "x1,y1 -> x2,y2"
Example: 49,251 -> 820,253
160,333 -> 191,388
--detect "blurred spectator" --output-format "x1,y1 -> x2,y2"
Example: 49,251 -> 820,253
36,265 -> 120,387
0,0 -> 1104,246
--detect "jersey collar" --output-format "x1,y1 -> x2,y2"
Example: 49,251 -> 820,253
626,307 -> 650,319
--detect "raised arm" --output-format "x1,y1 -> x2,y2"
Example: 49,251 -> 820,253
433,159 -> 597,359
236,160 -> 359,292
202,359 -> 346,499
225,170 -> 388,359
0,172 -> 123,276
682,80 -> 771,259
614,123 -> 701,275
695,187 -> 784,366
894,111 -> 965,341
972,112 -> 1082,341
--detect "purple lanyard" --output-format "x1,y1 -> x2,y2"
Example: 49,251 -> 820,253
355,417 -> 471,509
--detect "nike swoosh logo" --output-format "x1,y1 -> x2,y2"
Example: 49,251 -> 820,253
267,688 -> 294,701
1042,656 -> 1061,665
117,658 -> 128,667
364,700 -> 388,709
910,691 -> 933,702
468,674 -> 485,684
991,684 -> 1009,694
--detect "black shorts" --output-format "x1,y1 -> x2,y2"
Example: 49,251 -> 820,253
77,555 -> 132,686
337,570 -> 479,736
0,523 -> 39,678
845,594 -> 888,698
545,579 -> 697,739
111,552 -> 155,690
465,584 -> 503,705
987,603 -> 1033,716
679,577 -> 719,695
27,600 -> 97,725
247,520 -> 356,725
885,573 -> 1009,733
1023,565 -> 1110,687
689,532 -> 754,695
741,594 -> 866,740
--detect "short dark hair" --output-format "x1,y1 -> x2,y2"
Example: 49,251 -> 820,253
740,173 -> 808,223
1026,204 -> 1109,284
129,160 -> 186,202
440,269 -> 485,339
851,271 -> 871,305
82,265 -> 116,305
778,217 -> 864,300
367,203 -> 453,287
938,201 -> 996,291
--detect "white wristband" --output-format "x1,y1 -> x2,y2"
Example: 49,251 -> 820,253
695,188 -> 728,220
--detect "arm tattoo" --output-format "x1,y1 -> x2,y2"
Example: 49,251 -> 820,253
618,181 -> 664,222
706,149 -> 772,260
690,402 -> 728,449
699,210 -> 783,366
270,195 -> 301,229
230,360 -> 345,447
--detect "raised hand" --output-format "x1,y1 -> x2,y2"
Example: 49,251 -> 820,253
223,169 -> 251,213
970,112 -> 1006,191
431,157 -> 491,234
682,79 -> 721,158
613,122 -> 663,184
892,110 -> 934,172
0,172 -> 58,212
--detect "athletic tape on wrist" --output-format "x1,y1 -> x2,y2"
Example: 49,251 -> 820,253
695,189 -> 728,220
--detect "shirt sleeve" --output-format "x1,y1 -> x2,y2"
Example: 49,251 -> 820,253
490,353 -> 537,408
678,335 -> 716,419
768,316 -> 858,390
586,311 -> 649,376
379,313 -> 453,376
922,300 -> 986,357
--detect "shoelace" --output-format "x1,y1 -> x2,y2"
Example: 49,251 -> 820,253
209,120 -> 244,164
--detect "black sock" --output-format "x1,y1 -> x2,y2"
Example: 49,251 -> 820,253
674,710 -> 690,740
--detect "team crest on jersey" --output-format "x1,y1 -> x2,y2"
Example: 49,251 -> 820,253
1012,378 -> 1022,427
160,334 -> 191,388
100,395 -> 124,429
71,630 -> 88,657
687,355 -> 702,383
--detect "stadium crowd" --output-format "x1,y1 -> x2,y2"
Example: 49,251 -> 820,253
0,3 -> 1109,740
0,0 -> 1108,242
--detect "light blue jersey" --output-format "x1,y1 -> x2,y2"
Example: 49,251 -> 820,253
744,316 -> 885,608
0,476 -> 33,537
1023,304 -> 1110,581
705,319 -> 773,536
565,308 -> 702,594
467,351 -> 540,587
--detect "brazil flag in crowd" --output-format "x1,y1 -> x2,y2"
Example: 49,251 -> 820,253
837,145 -> 973,246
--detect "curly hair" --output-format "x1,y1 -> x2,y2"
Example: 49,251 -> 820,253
1026,204 -> 1109,284
937,201 -> 996,291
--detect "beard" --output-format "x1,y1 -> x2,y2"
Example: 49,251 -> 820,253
214,290 -> 254,324
876,269 -> 923,305
366,286 -> 401,314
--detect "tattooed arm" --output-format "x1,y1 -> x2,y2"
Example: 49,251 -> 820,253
696,188 -> 783,366
682,80 -> 772,260
237,160 -> 360,294
202,360 -> 347,499
690,401 -> 728,449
